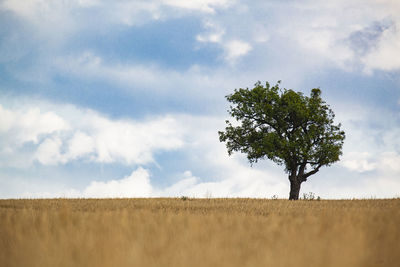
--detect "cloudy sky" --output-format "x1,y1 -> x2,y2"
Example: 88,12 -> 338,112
0,0 -> 399,199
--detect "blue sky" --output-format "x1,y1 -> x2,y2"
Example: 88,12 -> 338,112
0,0 -> 399,199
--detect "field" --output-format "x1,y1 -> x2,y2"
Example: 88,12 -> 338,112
1,198 -> 399,267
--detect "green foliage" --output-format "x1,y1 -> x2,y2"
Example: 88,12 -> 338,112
219,81 -> 345,179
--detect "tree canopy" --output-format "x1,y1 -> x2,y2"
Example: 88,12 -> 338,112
219,81 -> 345,200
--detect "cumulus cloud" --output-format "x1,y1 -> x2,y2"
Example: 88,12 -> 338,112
0,103 -> 184,166
67,131 -> 96,160
25,166 -> 287,199
159,169 -> 287,198
341,151 -> 400,174
337,103 -> 400,176
83,112 -> 183,164
341,152 -> 377,172
223,40 -> 252,63
83,167 -> 153,198
289,1 -> 400,72
362,25 -> 400,73
0,105 -> 69,146
35,137 -> 65,165
163,0 -> 230,13
196,20 -> 225,43
34,132 -> 96,165
195,19 -> 252,63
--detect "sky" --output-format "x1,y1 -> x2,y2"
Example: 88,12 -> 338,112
0,0 -> 399,199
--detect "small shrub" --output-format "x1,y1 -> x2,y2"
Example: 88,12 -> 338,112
302,192 -> 315,200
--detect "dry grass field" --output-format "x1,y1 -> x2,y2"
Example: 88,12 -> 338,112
1,198 -> 399,267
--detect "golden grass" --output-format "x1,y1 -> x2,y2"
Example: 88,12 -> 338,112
1,198 -> 399,267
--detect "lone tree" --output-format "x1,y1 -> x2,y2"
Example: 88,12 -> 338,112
219,81 -> 345,200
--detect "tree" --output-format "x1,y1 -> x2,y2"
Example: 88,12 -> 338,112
218,81 -> 345,200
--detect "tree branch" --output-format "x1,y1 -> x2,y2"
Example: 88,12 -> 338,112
301,164 -> 322,182
241,114 -> 282,135
297,162 -> 306,177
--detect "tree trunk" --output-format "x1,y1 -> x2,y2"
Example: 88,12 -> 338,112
289,178 -> 302,200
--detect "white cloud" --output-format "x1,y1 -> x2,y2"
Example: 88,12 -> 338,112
337,103 -> 400,175
0,105 -> 15,132
56,51 -> 175,92
83,167 -> 153,198
0,105 -> 69,146
66,131 -> 96,160
0,102 -> 184,166
20,164 -> 286,198
16,108 -> 69,144
28,166 -> 286,199
290,0 -> 400,72
293,27 -> 355,70
341,152 -> 377,172
87,114 -> 183,164
195,18 -> 253,64
0,0 -> 230,29
196,20 -> 225,43
35,137 -> 64,165
223,40 -> 252,63
341,150 -> 400,174
76,0 -> 99,7
193,0 -> 400,72
159,168 -> 287,198
54,51 -> 256,101
252,25 -> 269,43
362,27 -> 400,73
380,152 -> 400,172
163,0 -> 230,13
161,171 -> 199,196
0,0 -> 79,42
34,131 -> 96,165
